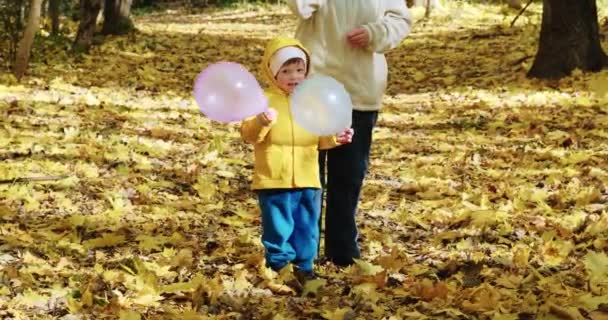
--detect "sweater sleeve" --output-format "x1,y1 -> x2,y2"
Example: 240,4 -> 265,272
241,115 -> 273,144
318,135 -> 340,150
285,0 -> 326,19
362,0 -> 412,54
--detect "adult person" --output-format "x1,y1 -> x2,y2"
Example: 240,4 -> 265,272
286,0 -> 413,266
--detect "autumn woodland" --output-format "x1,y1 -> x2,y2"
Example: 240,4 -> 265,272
1,0 -> 608,319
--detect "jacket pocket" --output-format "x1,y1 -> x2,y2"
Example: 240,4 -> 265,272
255,145 -> 284,180
294,146 -> 319,184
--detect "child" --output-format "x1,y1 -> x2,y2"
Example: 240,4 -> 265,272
286,0 -> 412,267
241,37 -> 354,283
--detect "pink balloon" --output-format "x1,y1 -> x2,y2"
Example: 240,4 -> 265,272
193,62 -> 267,123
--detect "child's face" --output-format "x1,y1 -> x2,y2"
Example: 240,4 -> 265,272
275,60 -> 306,94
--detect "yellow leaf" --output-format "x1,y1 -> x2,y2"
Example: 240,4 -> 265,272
169,309 -> 205,320
442,75 -> 457,86
234,269 -> 253,292
132,293 -> 164,307
575,187 -> 602,206
462,284 -> 501,312
193,175 -> 217,200
512,244 -> 531,269
0,73 -> 18,85
541,235 -> 573,267
322,307 -> 354,320
583,251 -> 608,285
67,295 -> 83,313
162,275 -> 204,293
83,233 -> 126,249
171,248 -> 194,269
0,286 -> 10,296
413,71 -> 426,82
589,74 -> 608,98
302,278 -> 326,296
77,287 -> 93,308
576,293 -> 608,310
470,209 -> 508,228
14,290 -> 48,308
216,170 -> 235,178
119,310 -> 142,320
354,258 -> 384,276
353,282 -> 382,303
0,205 -> 16,220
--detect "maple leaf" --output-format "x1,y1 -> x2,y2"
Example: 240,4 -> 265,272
541,235 -> 574,267
353,258 -> 384,276
413,279 -> 449,302
302,278 -> 327,296
83,233 -> 126,249
583,251 -> 608,289
162,274 -> 204,294
461,284 -> 501,313
14,289 -> 49,309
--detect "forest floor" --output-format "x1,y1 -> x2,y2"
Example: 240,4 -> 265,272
1,2 -> 608,319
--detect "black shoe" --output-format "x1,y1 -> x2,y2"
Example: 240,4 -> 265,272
330,257 -> 356,267
293,268 -> 317,285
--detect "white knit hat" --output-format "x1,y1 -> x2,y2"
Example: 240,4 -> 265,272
269,46 -> 307,76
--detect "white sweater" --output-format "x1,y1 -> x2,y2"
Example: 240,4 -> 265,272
286,0 -> 412,111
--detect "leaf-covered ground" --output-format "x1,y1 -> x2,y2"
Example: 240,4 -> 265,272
2,3 -> 608,319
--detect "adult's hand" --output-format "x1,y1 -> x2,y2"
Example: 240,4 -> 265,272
337,128 -> 354,144
346,27 -> 370,48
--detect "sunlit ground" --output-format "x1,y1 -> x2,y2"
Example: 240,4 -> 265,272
1,2 -> 608,319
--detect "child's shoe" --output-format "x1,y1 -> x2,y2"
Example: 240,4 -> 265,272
293,268 -> 317,286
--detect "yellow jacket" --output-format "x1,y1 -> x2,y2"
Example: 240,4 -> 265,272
241,37 -> 339,190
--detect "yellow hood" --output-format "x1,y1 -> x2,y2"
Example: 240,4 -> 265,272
261,37 -> 310,91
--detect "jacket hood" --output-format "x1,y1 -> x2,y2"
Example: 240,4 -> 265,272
261,36 -> 311,92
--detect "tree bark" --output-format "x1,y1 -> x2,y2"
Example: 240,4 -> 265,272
13,0 -> 43,80
528,0 -> 607,79
73,0 -> 102,52
49,0 -> 60,35
102,0 -> 134,35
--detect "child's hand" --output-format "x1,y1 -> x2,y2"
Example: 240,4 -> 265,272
346,27 -> 370,48
257,108 -> 278,126
336,128 -> 354,144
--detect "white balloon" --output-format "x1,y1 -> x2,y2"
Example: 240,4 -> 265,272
290,75 -> 353,136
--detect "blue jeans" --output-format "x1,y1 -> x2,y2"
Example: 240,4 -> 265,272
319,110 -> 378,266
258,188 -> 321,272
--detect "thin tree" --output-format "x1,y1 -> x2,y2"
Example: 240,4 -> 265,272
102,0 -> 134,35
49,0 -> 60,35
73,0 -> 103,52
13,0 -> 43,79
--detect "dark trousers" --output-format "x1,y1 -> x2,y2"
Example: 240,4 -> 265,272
319,110 -> 378,266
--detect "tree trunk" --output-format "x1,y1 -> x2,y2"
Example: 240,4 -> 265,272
102,0 -> 134,35
13,0 -> 43,80
73,0 -> 102,52
528,0 -> 607,79
49,0 -> 60,35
